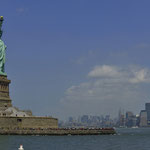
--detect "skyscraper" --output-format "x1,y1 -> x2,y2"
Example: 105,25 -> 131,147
139,110 -> 147,127
145,103 -> 150,125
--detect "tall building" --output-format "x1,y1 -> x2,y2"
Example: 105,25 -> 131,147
139,110 -> 147,127
145,103 -> 150,125
118,114 -> 125,127
126,111 -> 134,127
126,111 -> 133,120
81,115 -> 89,123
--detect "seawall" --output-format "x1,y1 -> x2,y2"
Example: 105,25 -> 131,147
0,128 -> 116,135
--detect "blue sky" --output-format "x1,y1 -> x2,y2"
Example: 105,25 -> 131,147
1,0 -> 150,119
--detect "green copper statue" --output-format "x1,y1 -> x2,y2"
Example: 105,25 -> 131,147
0,16 -> 7,76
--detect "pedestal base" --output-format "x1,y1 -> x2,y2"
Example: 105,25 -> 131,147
0,75 -> 12,108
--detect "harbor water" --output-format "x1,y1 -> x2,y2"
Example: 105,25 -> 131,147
0,128 -> 150,150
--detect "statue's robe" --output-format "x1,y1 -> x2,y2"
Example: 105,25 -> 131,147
0,40 -> 6,74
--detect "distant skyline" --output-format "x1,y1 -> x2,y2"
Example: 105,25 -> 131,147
1,0 -> 150,119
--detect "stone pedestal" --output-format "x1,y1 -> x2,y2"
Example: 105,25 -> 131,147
0,75 -> 12,108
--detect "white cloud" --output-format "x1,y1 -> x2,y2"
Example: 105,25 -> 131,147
60,65 -> 150,118
129,69 -> 150,83
88,65 -> 121,78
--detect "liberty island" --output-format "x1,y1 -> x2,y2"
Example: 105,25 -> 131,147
0,16 -> 115,135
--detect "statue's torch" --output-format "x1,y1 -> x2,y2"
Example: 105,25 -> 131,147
0,16 -> 4,21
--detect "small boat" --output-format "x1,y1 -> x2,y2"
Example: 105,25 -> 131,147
18,145 -> 24,150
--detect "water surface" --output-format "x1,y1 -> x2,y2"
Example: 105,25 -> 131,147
0,128 -> 150,150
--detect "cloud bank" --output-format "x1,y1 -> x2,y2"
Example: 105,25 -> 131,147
60,65 -> 150,118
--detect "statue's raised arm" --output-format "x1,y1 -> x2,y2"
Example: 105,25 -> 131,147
0,16 -> 7,76
0,16 -> 3,39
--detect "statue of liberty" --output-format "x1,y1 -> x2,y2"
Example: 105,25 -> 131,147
0,16 -> 7,76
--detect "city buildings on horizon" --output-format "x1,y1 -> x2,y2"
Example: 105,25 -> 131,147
59,102 -> 150,128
